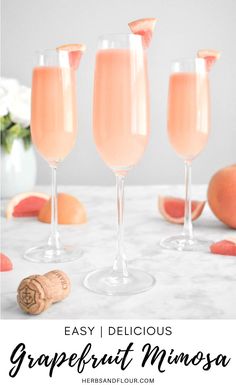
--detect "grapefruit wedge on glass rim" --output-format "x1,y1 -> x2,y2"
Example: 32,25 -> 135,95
197,49 -> 221,71
57,43 -> 86,70
6,192 -> 49,219
158,196 -> 206,224
128,18 -> 157,48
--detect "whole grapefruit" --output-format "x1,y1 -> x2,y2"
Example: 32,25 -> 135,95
208,165 -> 236,229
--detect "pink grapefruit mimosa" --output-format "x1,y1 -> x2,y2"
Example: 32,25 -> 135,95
84,34 -> 155,296
93,48 -> 149,171
25,47 -> 85,263
161,58 -> 211,252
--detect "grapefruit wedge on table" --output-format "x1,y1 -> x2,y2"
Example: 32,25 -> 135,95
6,192 -> 49,219
57,44 -> 86,70
210,239 -> 236,256
128,18 -> 157,48
197,49 -> 221,71
38,193 -> 87,225
158,196 -> 206,224
0,253 -> 13,272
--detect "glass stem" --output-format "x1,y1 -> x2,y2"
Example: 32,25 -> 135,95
48,166 -> 60,249
183,160 -> 193,240
112,175 -> 129,277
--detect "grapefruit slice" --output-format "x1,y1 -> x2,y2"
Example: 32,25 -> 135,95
128,18 -> 157,49
158,196 -> 206,224
210,240 -> 236,256
57,44 -> 86,70
197,49 -> 221,71
38,193 -> 87,225
6,192 -> 49,219
0,253 -> 13,271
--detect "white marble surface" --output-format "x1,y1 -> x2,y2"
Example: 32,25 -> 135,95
1,185 -> 236,319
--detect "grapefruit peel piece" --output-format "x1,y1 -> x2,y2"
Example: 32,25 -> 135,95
128,18 -> 157,49
6,192 -> 49,219
158,196 -> 206,224
197,49 -> 221,71
210,239 -> 236,256
57,44 -> 86,70
0,253 -> 13,272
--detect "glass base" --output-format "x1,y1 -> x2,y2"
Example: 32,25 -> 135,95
24,244 -> 83,263
84,267 -> 156,296
160,234 -> 211,252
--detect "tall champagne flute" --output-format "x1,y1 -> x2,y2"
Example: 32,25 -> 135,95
161,58 -> 210,251
24,49 -> 82,262
84,34 -> 155,295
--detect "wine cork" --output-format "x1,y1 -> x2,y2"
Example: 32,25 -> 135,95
17,270 -> 71,315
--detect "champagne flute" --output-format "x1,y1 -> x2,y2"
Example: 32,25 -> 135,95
84,34 -> 155,295
24,49 -> 82,262
161,58 -> 210,251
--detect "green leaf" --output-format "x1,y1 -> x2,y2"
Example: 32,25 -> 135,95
23,135 -> 31,150
0,115 -> 31,153
0,114 -> 14,131
19,126 -> 30,138
1,130 -> 15,153
8,123 -> 22,137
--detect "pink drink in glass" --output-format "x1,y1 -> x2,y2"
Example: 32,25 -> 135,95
31,67 -> 77,164
93,49 -> 150,171
168,72 -> 210,160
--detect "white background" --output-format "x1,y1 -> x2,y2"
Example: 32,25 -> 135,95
0,320 -> 235,384
1,0 -> 236,185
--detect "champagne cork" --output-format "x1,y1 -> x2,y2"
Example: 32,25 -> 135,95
17,270 -> 71,315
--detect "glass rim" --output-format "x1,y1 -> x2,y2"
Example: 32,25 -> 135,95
171,57 -> 206,65
33,48 -> 72,67
170,57 -> 207,73
97,32 -> 142,41
34,48 -> 60,56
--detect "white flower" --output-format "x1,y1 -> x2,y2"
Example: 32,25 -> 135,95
0,77 -> 31,127
0,87 -> 9,117
0,78 -> 19,117
10,85 -> 31,127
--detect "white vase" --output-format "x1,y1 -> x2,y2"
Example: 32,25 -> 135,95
1,138 -> 37,198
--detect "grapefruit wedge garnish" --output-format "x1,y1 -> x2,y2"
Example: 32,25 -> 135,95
158,196 -> 206,224
128,18 -> 157,49
0,253 -> 13,272
57,44 -> 86,70
6,192 -> 49,219
38,193 -> 87,225
197,49 -> 221,71
210,239 -> 236,256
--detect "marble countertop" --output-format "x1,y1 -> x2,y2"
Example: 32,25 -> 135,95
1,185 -> 236,319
